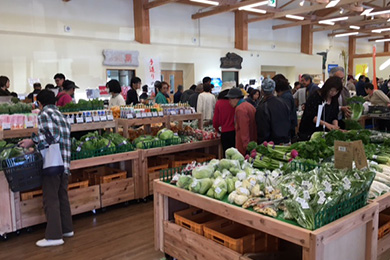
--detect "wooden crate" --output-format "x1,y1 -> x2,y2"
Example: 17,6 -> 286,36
20,181 -> 89,201
100,177 -> 135,207
203,219 -> 256,254
83,166 -> 127,185
157,154 -> 194,168
379,213 -> 390,239
174,207 -> 221,236
186,152 -> 216,163
20,183 -> 100,228
148,160 -> 169,195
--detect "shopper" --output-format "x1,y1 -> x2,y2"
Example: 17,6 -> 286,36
275,79 -> 297,141
298,77 -> 343,141
245,89 -> 260,108
19,90 -> 73,247
53,73 -> 66,96
107,79 -> 125,108
0,76 -> 11,96
356,75 -> 366,96
155,81 -> 169,104
203,76 -> 211,85
126,77 -> 141,105
139,85 -> 149,102
197,84 -> 216,121
257,78 -> 291,144
174,85 -> 183,103
189,84 -> 203,111
180,84 -> 196,103
329,67 -> 351,128
300,74 -> 319,98
364,83 -> 390,107
226,88 -> 257,155
346,75 -> 356,91
213,84 -> 235,154
57,80 -> 79,107
239,84 -> 248,96
292,81 -> 300,95
27,82 -> 42,101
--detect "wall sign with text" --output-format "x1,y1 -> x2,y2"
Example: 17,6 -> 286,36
103,49 -> 139,67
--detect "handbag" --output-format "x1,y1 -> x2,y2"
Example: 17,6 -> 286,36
40,129 -> 64,176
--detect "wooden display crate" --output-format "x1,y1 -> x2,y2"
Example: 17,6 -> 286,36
100,177 -> 135,207
83,166 -> 127,185
19,181 -> 100,228
203,219 -> 257,254
20,181 -> 89,201
174,207 -> 221,236
148,161 -> 169,196
185,152 -> 216,163
158,154 -> 194,168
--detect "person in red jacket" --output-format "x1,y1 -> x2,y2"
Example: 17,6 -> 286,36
213,84 -> 235,154
225,88 -> 257,155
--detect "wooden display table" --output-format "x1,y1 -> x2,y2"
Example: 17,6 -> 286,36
373,193 -> 390,258
154,181 -> 379,260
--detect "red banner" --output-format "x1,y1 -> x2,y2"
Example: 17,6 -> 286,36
373,45 -> 378,90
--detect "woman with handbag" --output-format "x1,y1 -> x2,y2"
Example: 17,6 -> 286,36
19,90 -> 73,247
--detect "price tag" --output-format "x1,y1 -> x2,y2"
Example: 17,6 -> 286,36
302,181 -> 312,190
76,117 -> 84,124
215,187 -> 222,194
147,112 -> 152,117
67,118 -> 74,125
266,186 -> 274,193
100,116 -> 107,121
323,180 -> 332,193
303,190 -> 310,200
354,172 -> 361,180
250,179 -> 256,187
76,146 -> 81,152
158,111 -> 164,117
2,123 -> 11,130
107,115 -> 114,121
296,197 -> 310,209
342,177 -> 351,190
170,110 -> 177,115
126,113 -> 133,119
135,113 -> 142,119
26,121 -> 34,128
271,171 -> 279,178
288,184 -> 296,196
318,191 -> 326,205
152,112 -> 158,117
93,116 -> 100,122
85,117 -> 92,123
142,112 -> 147,118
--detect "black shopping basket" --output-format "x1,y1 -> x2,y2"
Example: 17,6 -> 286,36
2,151 -> 43,192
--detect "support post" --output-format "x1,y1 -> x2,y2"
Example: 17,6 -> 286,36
385,42 -> 390,52
235,11 -> 248,51
348,36 -> 356,76
134,0 -> 150,44
301,24 -> 313,55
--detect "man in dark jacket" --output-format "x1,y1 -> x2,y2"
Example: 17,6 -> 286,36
126,77 -> 141,105
181,84 -> 196,103
356,75 -> 367,96
189,84 -> 203,111
256,78 -> 291,144
174,85 -> 184,103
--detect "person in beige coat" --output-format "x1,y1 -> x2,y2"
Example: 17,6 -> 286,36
197,83 -> 216,121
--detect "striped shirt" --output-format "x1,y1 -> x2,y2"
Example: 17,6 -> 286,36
33,105 -> 71,174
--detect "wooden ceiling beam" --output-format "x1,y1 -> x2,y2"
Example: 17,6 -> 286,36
353,52 -> 390,58
144,0 -> 179,9
312,18 -> 388,32
328,23 -> 390,36
134,0 -> 151,44
278,0 -> 295,9
368,35 -> 390,41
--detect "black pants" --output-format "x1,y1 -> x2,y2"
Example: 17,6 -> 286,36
221,131 -> 236,156
42,173 -> 73,239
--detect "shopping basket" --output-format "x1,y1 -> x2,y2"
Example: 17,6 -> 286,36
2,150 -> 43,192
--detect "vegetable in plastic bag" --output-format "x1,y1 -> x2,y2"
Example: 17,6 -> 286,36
192,165 -> 214,179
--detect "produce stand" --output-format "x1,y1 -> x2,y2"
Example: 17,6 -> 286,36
373,193 -> 390,258
0,129 -> 38,139
169,113 -> 203,130
117,117 -> 168,138
154,181 -> 379,260
70,121 -> 117,132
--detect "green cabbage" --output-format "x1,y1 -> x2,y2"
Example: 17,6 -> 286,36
192,165 -> 214,179
226,148 -> 245,163
177,175 -> 192,189
157,128 -> 174,140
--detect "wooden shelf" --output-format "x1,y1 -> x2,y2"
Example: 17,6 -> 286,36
378,230 -> 390,258
70,121 -> 116,132
0,128 -> 38,139
70,150 -> 139,170
117,117 -> 168,127
169,113 -> 202,121
154,181 -> 379,260
374,193 -> 390,212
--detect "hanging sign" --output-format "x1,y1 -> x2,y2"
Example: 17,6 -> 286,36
144,57 -> 161,95
268,0 -> 276,7
103,49 -> 139,67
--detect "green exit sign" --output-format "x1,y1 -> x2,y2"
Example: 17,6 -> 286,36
268,0 -> 276,7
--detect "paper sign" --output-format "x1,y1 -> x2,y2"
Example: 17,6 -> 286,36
85,117 -> 93,123
2,123 -> 11,130
76,117 -> 84,124
352,140 -> 368,169
126,113 -> 133,119
100,116 -> 107,121
26,121 -> 34,128
316,102 -> 325,128
107,115 -> 114,121
93,116 -> 100,122
334,141 -> 353,169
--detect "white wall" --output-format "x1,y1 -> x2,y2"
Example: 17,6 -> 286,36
0,0 -> 379,95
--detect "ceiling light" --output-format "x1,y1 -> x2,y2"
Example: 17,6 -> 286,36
319,16 -> 348,24
320,21 -> 335,25
388,18 -> 390,22
239,7 -> 267,14
335,32 -> 359,37
299,0 -> 305,6
375,38 -> 390,42
326,0 -> 340,8
190,0 -> 219,5
349,25 -> 360,30
285,14 -> 305,20
372,27 -> 390,33
361,8 -> 373,16
366,10 -> 390,16
379,58 -> 390,71
238,1 -> 268,9
339,8 -> 344,14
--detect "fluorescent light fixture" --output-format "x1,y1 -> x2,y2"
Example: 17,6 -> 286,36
319,21 -> 335,25
335,32 -> 359,37
388,18 -> 390,22
375,38 -> 390,42
366,10 -> 390,16
285,14 -> 305,20
349,25 -> 360,30
360,8 -> 373,16
190,0 -> 219,5
299,0 -> 305,6
326,0 -> 340,8
372,27 -> 390,33
239,7 -> 267,14
380,58 -> 390,71
238,1 -> 268,9
319,16 -> 348,25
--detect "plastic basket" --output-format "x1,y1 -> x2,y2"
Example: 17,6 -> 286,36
115,143 -> 134,153
314,189 -> 368,229
71,145 -> 121,161
142,140 -> 166,149
159,166 -> 188,182
165,138 -> 182,146
2,152 -> 43,192
174,207 -> 222,236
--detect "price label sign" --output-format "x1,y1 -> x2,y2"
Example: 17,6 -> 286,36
152,112 -> 158,117
146,112 -> 152,117
141,112 -> 147,118
126,113 -> 133,119
85,117 -> 93,123
67,118 -> 74,125
100,116 -> 107,121
93,116 -> 100,122
2,123 -> 11,130
158,111 -> 164,117
26,121 -> 34,128
107,115 -> 114,121
76,117 -> 84,124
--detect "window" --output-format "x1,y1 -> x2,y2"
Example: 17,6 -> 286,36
106,69 -> 136,86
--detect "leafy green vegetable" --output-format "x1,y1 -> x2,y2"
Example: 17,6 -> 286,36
347,96 -> 365,121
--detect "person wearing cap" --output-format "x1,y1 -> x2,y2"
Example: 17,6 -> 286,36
189,84 -> 203,111
256,78 -> 291,145
56,80 -> 79,107
213,82 -> 236,154
197,83 -> 216,121
226,87 -> 257,156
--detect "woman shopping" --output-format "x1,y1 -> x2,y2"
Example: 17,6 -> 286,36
298,77 -> 343,141
19,90 -> 73,247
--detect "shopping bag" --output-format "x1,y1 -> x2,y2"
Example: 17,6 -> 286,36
40,129 -> 64,176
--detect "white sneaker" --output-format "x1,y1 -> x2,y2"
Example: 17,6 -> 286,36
63,231 -> 74,238
36,239 -> 64,247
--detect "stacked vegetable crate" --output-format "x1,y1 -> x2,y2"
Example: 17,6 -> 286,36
147,159 -> 169,196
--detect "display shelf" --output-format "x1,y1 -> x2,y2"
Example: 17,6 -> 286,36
169,113 -> 203,129
0,171 -> 13,236
154,181 -> 379,260
70,150 -> 139,170
70,121 -> 117,132
374,193 -> 390,258
116,117 -> 168,138
0,128 -> 38,139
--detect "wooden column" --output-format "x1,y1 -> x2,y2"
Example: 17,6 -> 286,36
348,36 -> 356,76
385,42 -> 390,52
134,0 -> 150,44
235,10 -> 248,51
301,24 -> 313,55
